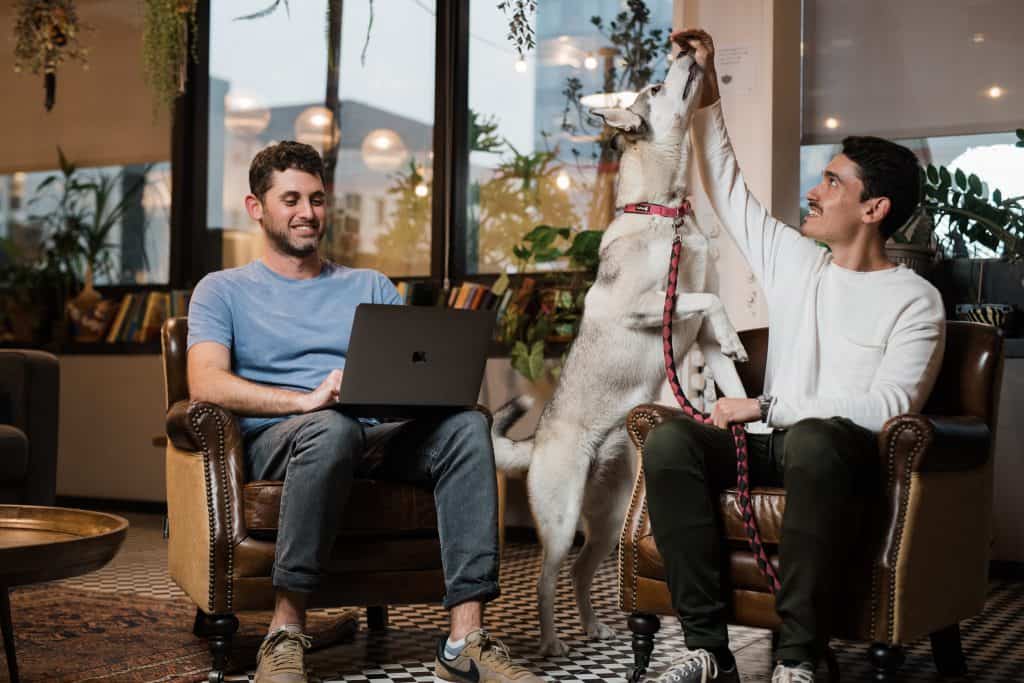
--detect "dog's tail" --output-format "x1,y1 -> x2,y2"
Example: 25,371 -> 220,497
490,395 -> 536,474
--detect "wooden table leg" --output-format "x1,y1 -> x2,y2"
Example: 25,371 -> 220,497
0,586 -> 19,683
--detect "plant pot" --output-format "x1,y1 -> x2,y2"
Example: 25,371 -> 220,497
885,243 -> 938,277
955,303 -> 1018,335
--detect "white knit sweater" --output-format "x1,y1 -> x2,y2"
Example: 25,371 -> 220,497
692,102 -> 946,433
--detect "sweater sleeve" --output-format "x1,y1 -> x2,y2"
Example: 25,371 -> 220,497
768,298 -> 947,432
691,101 -> 824,295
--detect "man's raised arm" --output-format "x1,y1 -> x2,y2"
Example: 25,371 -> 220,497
677,29 -> 821,294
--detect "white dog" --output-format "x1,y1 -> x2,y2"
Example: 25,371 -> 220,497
491,48 -> 749,656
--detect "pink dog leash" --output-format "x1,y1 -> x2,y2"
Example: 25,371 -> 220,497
622,200 -> 782,594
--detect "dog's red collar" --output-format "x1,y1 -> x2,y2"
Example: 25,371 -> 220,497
621,200 -> 692,218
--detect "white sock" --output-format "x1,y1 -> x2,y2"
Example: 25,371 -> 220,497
443,636 -> 467,660
269,623 -> 303,636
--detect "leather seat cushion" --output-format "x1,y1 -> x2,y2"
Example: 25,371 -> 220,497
244,478 -> 438,536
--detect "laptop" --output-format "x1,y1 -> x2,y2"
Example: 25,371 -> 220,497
337,304 -> 496,419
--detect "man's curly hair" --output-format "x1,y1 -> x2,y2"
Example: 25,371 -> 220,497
248,141 -> 325,200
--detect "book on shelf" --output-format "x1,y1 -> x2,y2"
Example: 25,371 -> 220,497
105,294 -> 134,343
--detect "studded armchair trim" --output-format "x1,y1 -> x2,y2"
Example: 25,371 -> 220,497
167,399 -> 246,614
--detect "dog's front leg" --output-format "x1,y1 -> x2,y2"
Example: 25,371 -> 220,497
621,289 -> 700,329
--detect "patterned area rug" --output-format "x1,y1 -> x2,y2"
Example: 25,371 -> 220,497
4,585 -> 355,682
2,512 -> 1022,682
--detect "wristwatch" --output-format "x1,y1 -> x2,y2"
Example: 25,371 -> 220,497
757,394 -> 775,423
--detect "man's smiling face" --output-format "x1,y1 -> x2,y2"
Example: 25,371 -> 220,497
802,153 -> 872,246
255,168 -> 326,258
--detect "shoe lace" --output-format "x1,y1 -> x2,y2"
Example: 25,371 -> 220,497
661,649 -> 719,683
475,631 -> 515,667
772,663 -> 814,683
259,629 -> 312,674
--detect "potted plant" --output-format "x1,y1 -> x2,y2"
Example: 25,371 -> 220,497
500,225 -> 602,382
911,135 -> 1024,335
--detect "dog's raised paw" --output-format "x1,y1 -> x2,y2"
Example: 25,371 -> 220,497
585,621 -> 617,640
538,638 -> 570,658
721,340 -> 748,362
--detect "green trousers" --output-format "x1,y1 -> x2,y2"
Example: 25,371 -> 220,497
642,416 -> 877,664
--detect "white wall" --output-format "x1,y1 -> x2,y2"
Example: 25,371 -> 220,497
57,355 -> 167,502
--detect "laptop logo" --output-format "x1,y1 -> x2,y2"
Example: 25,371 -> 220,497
412,350 -> 428,364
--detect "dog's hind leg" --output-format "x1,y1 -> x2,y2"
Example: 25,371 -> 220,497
574,432 -> 635,641
528,436 -> 590,657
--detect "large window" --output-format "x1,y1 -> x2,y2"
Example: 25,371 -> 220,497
465,0 -> 673,274
800,0 -> 1023,258
800,131 -> 1023,257
207,0 -> 435,276
0,163 -> 171,285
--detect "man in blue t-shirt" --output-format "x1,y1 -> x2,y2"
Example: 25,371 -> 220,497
188,142 -> 538,683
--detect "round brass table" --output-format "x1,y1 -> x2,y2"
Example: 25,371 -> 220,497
0,504 -> 128,683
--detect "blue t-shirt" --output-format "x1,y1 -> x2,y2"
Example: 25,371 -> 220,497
186,259 -> 401,437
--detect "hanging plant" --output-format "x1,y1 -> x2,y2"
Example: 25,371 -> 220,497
12,0 -> 90,111
498,0 -> 537,59
142,0 -> 199,114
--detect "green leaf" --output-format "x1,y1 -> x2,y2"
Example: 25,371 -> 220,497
926,164 -> 939,185
527,340 -> 546,381
1016,128 -> 1024,141
939,166 -> 951,189
993,189 -> 1003,204
968,174 -> 983,197
954,168 -> 967,190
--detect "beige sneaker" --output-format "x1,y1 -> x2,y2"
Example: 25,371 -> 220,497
434,630 -> 542,683
254,628 -> 312,683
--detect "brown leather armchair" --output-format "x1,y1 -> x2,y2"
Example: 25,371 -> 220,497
161,318 -> 503,680
619,321 -> 1003,682
0,350 -> 59,506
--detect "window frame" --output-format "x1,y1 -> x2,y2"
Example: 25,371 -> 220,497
172,0 -> 479,289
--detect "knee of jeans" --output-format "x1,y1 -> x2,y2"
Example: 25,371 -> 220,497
450,409 -> 490,439
643,419 -> 701,473
442,410 -> 494,464
295,411 -> 362,466
783,418 -> 847,476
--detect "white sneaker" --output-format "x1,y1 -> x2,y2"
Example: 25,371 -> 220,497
771,661 -> 815,683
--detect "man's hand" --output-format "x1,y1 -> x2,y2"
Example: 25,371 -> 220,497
709,397 -> 760,429
298,369 -> 343,413
671,28 -> 719,108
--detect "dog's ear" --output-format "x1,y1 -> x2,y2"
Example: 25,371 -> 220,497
590,107 -> 646,135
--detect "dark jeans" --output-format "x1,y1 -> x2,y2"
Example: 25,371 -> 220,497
642,416 -> 877,664
246,408 -> 500,609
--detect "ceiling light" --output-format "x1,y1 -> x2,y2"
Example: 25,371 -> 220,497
224,90 -> 270,135
584,55 -> 598,70
972,33 -> 985,43
824,116 -> 840,129
361,129 -> 409,171
294,106 -> 340,149
988,85 -> 1004,99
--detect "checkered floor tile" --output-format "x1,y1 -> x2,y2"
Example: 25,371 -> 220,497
52,513 -> 1024,682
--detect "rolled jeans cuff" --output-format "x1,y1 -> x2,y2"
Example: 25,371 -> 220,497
272,565 -> 321,594
443,581 -> 501,610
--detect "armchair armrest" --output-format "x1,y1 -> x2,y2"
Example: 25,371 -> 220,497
164,398 -> 249,595
626,403 -> 689,449
879,414 -> 991,476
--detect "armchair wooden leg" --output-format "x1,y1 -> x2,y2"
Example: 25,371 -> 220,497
367,605 -> 389,631
930,623 -> 967,676
204,613 -> 239,682
868,643 -> 904,682
627,613 -> 661,683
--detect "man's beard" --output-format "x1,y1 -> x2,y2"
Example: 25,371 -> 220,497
261,219 -> 322,258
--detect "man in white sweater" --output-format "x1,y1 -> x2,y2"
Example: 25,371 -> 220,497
642,30 -> 946,683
